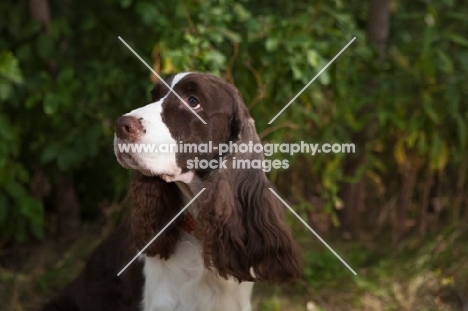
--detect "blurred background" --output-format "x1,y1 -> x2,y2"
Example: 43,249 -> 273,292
1,0 -> 467,310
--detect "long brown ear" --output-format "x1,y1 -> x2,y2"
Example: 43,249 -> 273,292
129,172 -> 183,259
196,96 -> 303,283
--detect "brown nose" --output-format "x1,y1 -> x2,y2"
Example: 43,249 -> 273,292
115,116 -> 144,141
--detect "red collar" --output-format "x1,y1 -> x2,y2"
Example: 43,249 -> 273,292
180,213 -> 196,233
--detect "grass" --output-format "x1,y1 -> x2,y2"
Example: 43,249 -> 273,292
0,222 -> 466,311
254,226 -> 467,311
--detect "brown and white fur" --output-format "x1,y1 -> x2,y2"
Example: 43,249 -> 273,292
42,72 -> 302,311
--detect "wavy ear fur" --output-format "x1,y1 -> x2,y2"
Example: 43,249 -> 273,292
129,173 -> 183,259
196,89 -> 303,283
128,75 -> 183,259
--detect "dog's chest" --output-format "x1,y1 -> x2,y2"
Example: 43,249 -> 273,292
142,237 -> 253,311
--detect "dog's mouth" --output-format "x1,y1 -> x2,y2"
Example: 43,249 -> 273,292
113,135 -> 185,181
117,154 -> 175,179
115,152 -> 179,182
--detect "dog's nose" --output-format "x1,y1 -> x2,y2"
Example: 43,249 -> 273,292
115,116 -> 144,140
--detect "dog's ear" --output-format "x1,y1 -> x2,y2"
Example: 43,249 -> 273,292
195,92 -> 303,283
129,172 -> 183,259
150,74 -> 176,102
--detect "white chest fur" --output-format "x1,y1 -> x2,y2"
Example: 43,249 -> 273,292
142,234 -> 253,311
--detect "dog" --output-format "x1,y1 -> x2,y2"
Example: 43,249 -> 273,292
42,72 -> 302,311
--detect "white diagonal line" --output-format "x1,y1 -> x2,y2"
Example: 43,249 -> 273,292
118,36 -> 207,125
268,188 -> 357,275
117,187 -> 206,276
268,37 -> 356,124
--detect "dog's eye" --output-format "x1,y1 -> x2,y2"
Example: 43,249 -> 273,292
187,96 -> 200,109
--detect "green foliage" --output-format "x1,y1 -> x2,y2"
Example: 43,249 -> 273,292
0,51 -> 23,99
0,0 -> 467,243
0,0 -> 150,240
257,299 -> 282,311
0,48 -> 44,241
304,243 -> 370,289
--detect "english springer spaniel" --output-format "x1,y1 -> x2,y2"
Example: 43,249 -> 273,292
42,72 -> 302,311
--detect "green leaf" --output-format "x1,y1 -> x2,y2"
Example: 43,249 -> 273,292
436,50 -> 453,73
265,38 -> 279,52
0,51 -> 23,84
19,197 -> 36,218
205,50 -> 226,67
422,92 -> 439,124
319,71 -> 330,85
57,68 -> 74,84
43,93 -> 60,115
220,28 -> 241,43
208,32 -> 223,43
41,143 -> 60,163
307,50 -> 319,67
291,64 -> 302,80
232,3 -> 250,21
120,0 -> 132,9
19,197 -> 44,239
0,83 -> 13,100
5,181 -> 26,198
444,32 -> 468,48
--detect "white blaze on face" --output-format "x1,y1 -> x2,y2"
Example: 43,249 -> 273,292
114,72 -> 191,181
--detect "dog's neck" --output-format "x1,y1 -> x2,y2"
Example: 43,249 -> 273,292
175,172 -> 204,218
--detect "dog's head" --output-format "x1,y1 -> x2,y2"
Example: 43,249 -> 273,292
114,73 -> 245,182
114,72 -> 302,283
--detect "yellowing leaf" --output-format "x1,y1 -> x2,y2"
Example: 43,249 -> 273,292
150,46 -> 160,83
394,138 -> 407,167
161,57 -> 176,75
431,141 -> 449,171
